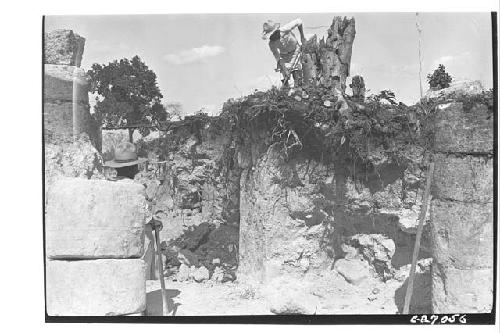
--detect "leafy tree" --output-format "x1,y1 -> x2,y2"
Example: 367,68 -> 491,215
368,89 -> 397,105
427,64 -> 452,90
88,56 -> 167,142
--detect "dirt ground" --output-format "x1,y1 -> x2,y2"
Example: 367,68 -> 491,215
145,262 -> 429,316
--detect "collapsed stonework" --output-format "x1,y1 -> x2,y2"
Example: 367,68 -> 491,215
45,20 -> 493,315
124,75 -> 493,314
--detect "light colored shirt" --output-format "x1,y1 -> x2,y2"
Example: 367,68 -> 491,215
269,18 -> 303,68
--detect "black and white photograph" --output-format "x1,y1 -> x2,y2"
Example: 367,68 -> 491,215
38,3 -> 497,325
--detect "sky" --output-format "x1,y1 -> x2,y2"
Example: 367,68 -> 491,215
45,13 -> 493,116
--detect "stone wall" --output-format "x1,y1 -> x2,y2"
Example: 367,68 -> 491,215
430,96 -> 493,313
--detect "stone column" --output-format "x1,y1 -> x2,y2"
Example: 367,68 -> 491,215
44,29 -> 101,151
430,99 -> 493,313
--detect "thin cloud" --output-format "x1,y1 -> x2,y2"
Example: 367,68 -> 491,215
430,52 -> 472,71
163,45 -> 225,65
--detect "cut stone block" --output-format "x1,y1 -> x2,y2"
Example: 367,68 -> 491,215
431,263 -> 493,313
44,64 -> 89,102
46,259 -> 146,316
434,102 -> 493,154
431,199 -> 493,269
46,177 -> 147,259
44,101 -> 91,139
45,29 -> 85,67
433,154 -> 492,203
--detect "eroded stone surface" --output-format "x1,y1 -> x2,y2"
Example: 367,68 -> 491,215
431,264 -> 493,313
46,259 -> 146,316
434,102 -> 493,154
46,177 -> 147,259
44,135 -> 104,191
45,29 -> 85,66
44,64 -> 89,102
431,199 -> 493,269
433,154 -> 493,203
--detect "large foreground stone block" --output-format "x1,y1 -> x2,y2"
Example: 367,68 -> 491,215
46,178 -> 147,259
46,259 -> 146,316
434,102 -> 493,154
433,154 -> 493,203
432,264 -> 493,313
431,199 -> 493,269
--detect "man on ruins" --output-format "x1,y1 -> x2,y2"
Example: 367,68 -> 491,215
262,18 -> 307,88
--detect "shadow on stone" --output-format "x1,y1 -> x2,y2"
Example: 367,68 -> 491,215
146,289 -> 181,316
394,272 -> 431,314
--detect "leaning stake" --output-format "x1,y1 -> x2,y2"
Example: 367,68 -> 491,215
153,219 -> 169,316
403,162 -> 434,314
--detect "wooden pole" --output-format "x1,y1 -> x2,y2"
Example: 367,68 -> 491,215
153,223 -> 169,316
403,162 -> 434,314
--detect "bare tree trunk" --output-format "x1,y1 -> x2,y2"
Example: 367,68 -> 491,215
301,16 -> 356,116
301,35 -> 318,86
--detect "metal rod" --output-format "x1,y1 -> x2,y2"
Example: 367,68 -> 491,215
403,161 -> 434,314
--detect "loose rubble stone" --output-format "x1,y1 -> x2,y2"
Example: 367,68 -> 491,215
333,258 -> 370,285
44,135 -> 103,184
177,248 -> 199,267
350,234 -> 395,264
189,265 -> 197,279
193,266 -> 210,282
211,266 -> 224,282
176,264 -> 190,282
46,259 -> 146,316
46,177 -> 147,259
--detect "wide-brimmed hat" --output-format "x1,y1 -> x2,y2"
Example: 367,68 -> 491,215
262,20 -> 280,40
104,142 -> 147,168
